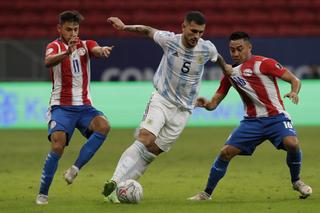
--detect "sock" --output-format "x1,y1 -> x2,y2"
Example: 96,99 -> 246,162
39,151 -> 61,195
204,155 -> 229,195
286,149 -> 302,183
74,132 -> 106,169
112,140 -> 156,183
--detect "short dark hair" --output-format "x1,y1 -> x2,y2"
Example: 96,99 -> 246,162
59,10 -> 84,24
185,11 -> 206,25
229,31 -> 250,41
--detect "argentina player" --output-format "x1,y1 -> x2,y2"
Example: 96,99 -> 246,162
102,11 -> 232,202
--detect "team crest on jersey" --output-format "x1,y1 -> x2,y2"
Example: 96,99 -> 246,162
77,47 -> 86,56
275,63 -> 283,70
46,48 -> 54,56
197,55 -> 204,64
243,69 -> 253,76
146,118 -> 153,125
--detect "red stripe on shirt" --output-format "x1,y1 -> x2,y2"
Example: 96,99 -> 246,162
59,41 -> 73,105
241,57 -> 278,116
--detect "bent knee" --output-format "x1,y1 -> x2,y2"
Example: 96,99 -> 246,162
283,136 -> 300,152
97,122 -> 111,136
220,145 -> 240,161
137,129 -> 161,155
50,132 -> 66,155
92,117 -> 111,136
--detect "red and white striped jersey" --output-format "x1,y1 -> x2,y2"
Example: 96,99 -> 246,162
217,55 -> 287,117
45,39 -> 98,106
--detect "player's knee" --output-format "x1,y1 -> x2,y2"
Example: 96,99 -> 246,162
50,132 -> 67,155
137,129 -> 161,155
220,146 -> 237,161
97,121 -> 111,136
283,137 -> 300,152
92,117 -> 111,136
51,139 -> 65,155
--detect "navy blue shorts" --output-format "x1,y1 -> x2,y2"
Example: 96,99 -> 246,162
47,105 -> 104,145
226,113 -> 297,155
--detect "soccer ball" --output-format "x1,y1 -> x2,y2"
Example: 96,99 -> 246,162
116,179 -> 143,204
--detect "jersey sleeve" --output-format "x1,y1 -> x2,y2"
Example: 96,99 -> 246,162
85,40 -> 98,57
45,42 -> 59,57
207,41 -> 218,62
153,30 -> 175,49
260,58 -> 286,78
216,75 -> 232,95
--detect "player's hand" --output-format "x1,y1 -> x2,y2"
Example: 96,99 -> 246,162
100,46 -> 114,58
66,36 -> 80,55
284,92 -> 299,104
107,17 -> 125,30
196,97 -> 208,108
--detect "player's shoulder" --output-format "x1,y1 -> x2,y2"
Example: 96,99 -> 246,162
154,30 -> 176,41
252,55 -> 277,63
197,38 -> 217,53
47,39 -> 60,46
198,38 -> 214,46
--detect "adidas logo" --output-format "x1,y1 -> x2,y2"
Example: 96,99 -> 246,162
173,52 -> 179,57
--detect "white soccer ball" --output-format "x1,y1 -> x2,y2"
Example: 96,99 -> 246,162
116,179 -> 143,204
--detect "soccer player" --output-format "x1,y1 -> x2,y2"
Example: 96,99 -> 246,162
102,11 -> 232,202
36,10 -> 114,205
188,31 -> 312,201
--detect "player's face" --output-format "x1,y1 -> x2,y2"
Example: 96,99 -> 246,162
57,21 -> 80,43
182,21 -> 205,48
229,39 -> 252,64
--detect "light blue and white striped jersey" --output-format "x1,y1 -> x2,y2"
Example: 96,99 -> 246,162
153,30 -> 219,110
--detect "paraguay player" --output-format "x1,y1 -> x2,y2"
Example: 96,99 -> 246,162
36,10 -> 114,205
189,31 -> 312,201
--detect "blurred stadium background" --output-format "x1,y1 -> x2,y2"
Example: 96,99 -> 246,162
0,1 -> 320,212
0,0 -> 319,128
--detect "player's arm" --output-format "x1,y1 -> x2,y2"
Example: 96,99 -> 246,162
216,54 -> 233,76
91,45 -> 114,58
280,69 -> 301,104
196,76 -> 231,111
45,37 -> 79,68
196,92 -> 227,111
107,17 -> 157,39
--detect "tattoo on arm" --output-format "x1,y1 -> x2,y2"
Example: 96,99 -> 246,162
124,25 -> 155,37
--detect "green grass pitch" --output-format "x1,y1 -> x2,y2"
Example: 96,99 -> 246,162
0,127 -> 319,212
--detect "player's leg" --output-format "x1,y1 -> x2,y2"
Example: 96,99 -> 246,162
189,119 -> 264,201
102,92 -> 190,201
36,106 -> 75,204
36,131 -> 67,204
102,128 -> 158,203
282,136 -> 312,198
268,114 -> 312,198
65,107 -> 109,184
113,96 -> 192,182
188,145 -> 241,201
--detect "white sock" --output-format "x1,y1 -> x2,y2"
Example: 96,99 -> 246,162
112,140 -> 156,183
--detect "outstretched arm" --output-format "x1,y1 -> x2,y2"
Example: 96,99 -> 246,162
91,45 -> 114,58
107,17 -> 157,39
196,92 -> 227,111
281,69 -> 301,104
216,54 -> 233,76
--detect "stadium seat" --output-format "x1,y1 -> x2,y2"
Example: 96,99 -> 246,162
1,0 -> 319,38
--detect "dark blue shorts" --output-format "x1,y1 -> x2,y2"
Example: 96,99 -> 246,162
47,105 -> 105,145
226,113 -> 297,155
